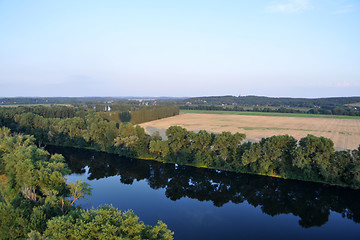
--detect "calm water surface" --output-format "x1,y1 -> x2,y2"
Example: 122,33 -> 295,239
47,146 -> 360,240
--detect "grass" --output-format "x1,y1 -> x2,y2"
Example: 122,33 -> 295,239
181,110 -> 360,119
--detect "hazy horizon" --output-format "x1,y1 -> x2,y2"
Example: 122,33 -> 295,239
2,93 -> 360,100
1,0 -> 359,98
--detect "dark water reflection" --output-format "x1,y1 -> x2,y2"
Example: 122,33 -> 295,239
47,146 -> 360,239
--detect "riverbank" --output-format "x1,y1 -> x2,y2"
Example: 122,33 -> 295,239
45,143 -> 360,190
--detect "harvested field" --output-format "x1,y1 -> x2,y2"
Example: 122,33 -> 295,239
140,113 -> 360,150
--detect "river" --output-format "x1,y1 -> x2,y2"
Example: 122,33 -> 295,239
47,146 -> 360,240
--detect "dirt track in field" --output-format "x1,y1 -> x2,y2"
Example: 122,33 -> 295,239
140,113 -> 360,150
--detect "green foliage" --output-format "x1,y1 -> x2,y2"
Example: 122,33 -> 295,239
44,205 -> 173,240
191,130 -> 213,151
0,203 -> 28,239
0,128 -> 93,238
0,127 -> 173,239
114,123 -> 148,157
149,140 -> 170,159
84,112 -> 118,151
166,126 -> 192,152
68,180 -> 92,206
213,132 -> 245,163
100,106 -> 179,125
241,135 -> 297,175
130,106 -> 179,125
119,111 -> 132,122
194,151 -> 214,167
293,135 -> 335,180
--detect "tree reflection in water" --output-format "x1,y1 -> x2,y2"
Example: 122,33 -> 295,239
47,146 -> 360,228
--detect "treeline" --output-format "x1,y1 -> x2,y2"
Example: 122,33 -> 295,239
0,97 -> 180,106
0,105 -> 78,119
0,127 -> 173,239
0,97 -> 146,105
181,105 -> 303,113
87,102 -> 150,112
181,104 -> 360,116
0,104 -> 179,126
0,108 -> 153,155
100,106 -> 180,124
1,107 -> 360,189
149,127 -> 360,188
308,106 -> 360,116
130,106 -> 179,124
182,95 -> 360,108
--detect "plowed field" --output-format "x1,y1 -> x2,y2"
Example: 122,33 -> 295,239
140,113 -> 360,150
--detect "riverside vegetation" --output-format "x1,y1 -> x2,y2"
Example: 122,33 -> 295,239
0,126 -> 174,239
0,106 -> 360,190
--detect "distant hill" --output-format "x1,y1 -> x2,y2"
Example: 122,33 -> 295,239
180,95 -> 360,108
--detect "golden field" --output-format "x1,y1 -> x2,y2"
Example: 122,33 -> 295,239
140,113 -> 360,150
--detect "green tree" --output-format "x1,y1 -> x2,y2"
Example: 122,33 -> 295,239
293,134 -> 335,180
119,111 -> 132,123
43,205 -> 173,240
241,135 -> 297,175
68,180 -> 92,206
149,140 -> 170,159
166,126 -> 192,152
84,112 -> 118,151
192,130 -> 213,151
213,132 -> 245,165
0,203 -> 28,239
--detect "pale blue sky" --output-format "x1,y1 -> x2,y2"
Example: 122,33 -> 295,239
0,0 -> 359,98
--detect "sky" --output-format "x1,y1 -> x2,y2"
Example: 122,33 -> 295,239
0,0 -> 359,98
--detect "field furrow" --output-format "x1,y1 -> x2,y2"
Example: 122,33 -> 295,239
140,113 -> 360,150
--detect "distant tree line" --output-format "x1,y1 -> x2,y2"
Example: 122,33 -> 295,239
0,104 -> 179,125
88,103 -> 143,112
180,104 -> 360,116
181,105 -> 304,113
2,96 -> 360,116
0,105 -> 79,118
0,127 -> 173,239
19,105 -> 77,118
1,106 -> 359,189
130,106 -> 179,124
181,95 -> 360,108
0,97 -> 155,106
100,106 -> 180,125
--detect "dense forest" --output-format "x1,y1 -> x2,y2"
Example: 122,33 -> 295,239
0,106 -> 359,190
0,127 -> 173,239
